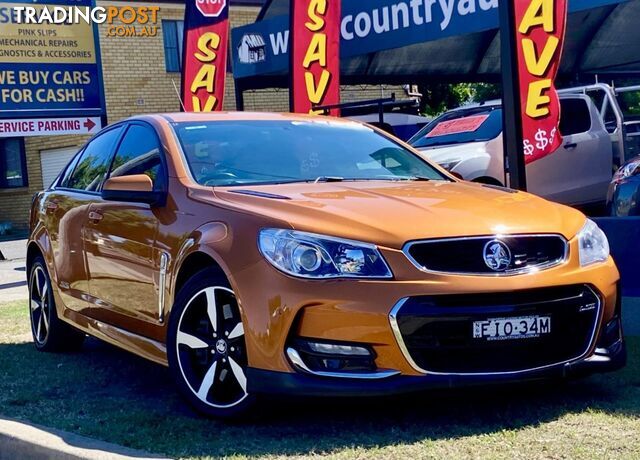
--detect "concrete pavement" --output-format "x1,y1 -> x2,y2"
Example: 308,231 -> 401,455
0,239 -> 27,302
0,417 -> 170,460
0,238 -> 26,261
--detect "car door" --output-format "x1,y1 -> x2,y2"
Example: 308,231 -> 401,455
82,122 -> 167,333
527,96 -> 613,205
44,126 -> 125,314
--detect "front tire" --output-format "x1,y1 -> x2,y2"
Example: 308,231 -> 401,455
167,268 -> 255,418
29,256 -> 85,352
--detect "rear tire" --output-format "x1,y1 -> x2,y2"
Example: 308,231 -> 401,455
29,256 -> 85,352
167,268 -> 255,419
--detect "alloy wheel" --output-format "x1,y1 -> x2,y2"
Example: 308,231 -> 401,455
30,266 -> 50,345
176,286 -> 249,409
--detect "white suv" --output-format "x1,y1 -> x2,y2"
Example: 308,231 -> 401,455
409,95 -> 613,206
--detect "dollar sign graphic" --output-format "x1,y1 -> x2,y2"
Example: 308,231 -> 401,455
523,140 -> 534,156
535,129 -> 549,150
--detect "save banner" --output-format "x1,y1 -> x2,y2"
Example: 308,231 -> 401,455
515,0 -> 567,163
181,0 -> 229,112
290,0 -> 341,115
0,0 -> 105,120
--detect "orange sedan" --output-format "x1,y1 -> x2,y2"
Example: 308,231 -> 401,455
28,113 -> 625,418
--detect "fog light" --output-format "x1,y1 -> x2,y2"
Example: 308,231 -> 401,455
288,338 -> 376,374
597,316 -> 622,349
308,341 -> 370,356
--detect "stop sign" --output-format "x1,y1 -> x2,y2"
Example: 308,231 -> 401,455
195,0 -> 226,17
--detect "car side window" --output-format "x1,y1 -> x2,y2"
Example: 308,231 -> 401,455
108,124 -> 165,191
66,127 -> 124,192
559,98 -> 592,136
58,149 -> 83,189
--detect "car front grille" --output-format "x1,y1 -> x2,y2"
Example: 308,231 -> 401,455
404,234 -> 567,275
390,285 -> 600,375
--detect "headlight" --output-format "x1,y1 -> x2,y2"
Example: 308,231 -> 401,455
258,229 -> 393,279
577,219 -> 610,267
438,159 -> 461,171
612,157 -> 640,182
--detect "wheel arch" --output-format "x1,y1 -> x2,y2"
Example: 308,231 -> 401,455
26,227 -> 54,277
173,251 -> 228,301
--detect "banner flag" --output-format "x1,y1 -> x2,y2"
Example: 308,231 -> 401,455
514,0 -> 568,163
182,0 -> 229,112
290,0 -> 341,115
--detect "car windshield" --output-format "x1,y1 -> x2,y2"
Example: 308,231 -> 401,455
172,120 -> 450,187
410,108 -> 503,148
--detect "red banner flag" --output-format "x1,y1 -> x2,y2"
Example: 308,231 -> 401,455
514,0 -> 567,163
290,0 -> 341,115
181,0 -> 229,112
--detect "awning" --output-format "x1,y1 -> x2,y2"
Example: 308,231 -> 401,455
231,0 -> 640,89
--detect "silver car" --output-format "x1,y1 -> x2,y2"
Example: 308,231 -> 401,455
409,95 -> 613,206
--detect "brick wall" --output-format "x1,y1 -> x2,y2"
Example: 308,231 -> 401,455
2,2 -> 407,230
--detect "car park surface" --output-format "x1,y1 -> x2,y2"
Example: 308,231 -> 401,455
27,112 -> 625,418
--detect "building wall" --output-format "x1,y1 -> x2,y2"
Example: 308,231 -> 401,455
1,2 -> 406,231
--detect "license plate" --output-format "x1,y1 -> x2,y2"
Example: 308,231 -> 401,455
473,315 -> 551,341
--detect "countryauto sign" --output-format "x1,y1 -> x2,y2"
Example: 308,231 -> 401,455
196,0 -> 226,18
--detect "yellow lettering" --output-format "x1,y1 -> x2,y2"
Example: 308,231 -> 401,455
192,95 -> 217,112
522,36 -> 559,76
195,32 -> 220,62
303,34 -> 327,68
190,64 -> 216,93
518,0 -> 554,34
305,0 -> 327,31
305,69 -> 330,104
526,79 -> 552,118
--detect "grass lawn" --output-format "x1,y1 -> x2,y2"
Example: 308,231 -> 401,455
1,300 -> 639,459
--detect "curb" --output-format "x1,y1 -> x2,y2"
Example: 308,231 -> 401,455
0,417 -> 171,460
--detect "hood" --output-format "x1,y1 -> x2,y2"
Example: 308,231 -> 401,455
415,141 -> 489,164
214,181 -> 585,249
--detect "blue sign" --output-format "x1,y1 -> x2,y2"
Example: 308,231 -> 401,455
232,0 -> 628,79
0,0 -> 106,119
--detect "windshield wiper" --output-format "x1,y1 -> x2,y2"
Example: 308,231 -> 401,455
313,176 -> 345,183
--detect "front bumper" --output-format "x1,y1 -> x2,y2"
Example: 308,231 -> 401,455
247,337 -> 626,397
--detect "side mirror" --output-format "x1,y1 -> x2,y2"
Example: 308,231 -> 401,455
102,175 -> 166,206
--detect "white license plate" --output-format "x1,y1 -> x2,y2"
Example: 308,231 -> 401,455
473,315 -> 551,341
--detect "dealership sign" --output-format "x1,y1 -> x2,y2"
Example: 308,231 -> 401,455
231,0 -> 622,80
290,0 -> 341,115
0,0 -> 105,120
181,0 -> 229,111
516,0 -> 567,163
0,116 -> 101,138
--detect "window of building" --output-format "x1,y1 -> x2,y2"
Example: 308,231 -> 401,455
0,138 -> 28,189
163,20 -> 184,72
109,124 -> 165,191
66,126 -> 124,192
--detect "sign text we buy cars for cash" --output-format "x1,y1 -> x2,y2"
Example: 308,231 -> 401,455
0,0 -> 105,119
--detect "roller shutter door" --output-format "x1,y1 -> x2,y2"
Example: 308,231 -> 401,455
40,147 -> 77,189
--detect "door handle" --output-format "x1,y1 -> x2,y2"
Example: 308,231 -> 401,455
46,201 -> 59,212
88,211 -> 103,222
564,142 -> 578,150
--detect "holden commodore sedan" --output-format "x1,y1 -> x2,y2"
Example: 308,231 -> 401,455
28,112 -> 625,418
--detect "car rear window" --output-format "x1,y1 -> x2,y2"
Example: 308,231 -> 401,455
410,108 -> 502,148
172,120 -> 449,187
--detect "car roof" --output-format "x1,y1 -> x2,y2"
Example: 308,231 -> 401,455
143,112 -> 364,125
